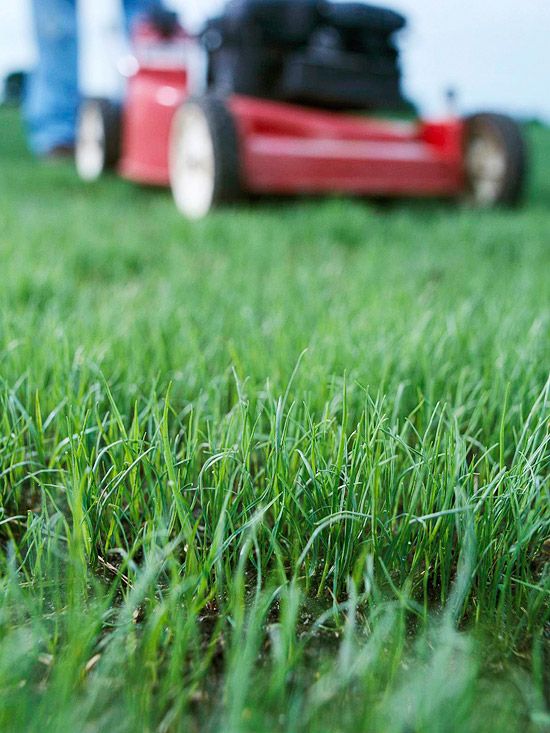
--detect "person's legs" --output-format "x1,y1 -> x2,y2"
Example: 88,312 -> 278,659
25,0 -> 79,156
25,0 -> 166,155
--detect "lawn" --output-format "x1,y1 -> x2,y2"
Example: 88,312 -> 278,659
0,107 -> 548,733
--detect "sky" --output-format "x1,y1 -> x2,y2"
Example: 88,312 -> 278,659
1,0 -> 549,121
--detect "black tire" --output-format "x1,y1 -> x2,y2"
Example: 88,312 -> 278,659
464,113 -> 527,207
169,95 -> 242,220
76,98 -> 121,181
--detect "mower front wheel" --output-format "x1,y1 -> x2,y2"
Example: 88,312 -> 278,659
169,96 -> 242,220
76,98 -> 121,182
464,113 -> 526,207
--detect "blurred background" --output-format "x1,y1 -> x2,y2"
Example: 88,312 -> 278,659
1,0 -> 549,121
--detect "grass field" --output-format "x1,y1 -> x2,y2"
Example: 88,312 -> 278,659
0,107 -> 549,732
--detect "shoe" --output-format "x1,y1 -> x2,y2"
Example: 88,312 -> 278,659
42,144 -> 75,161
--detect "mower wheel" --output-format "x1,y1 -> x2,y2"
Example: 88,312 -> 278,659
169,96 -> 241,220
464,113 -> 526,207
76,98 -> 121,182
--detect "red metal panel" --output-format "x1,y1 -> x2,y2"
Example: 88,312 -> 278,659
229,96 -> 465,197
118,22 -> 191,186
118,69 -> 186,185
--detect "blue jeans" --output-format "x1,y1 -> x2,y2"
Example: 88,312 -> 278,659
25,0 -> 159,155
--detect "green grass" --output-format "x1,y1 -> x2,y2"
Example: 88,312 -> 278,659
0,108 -> 548,733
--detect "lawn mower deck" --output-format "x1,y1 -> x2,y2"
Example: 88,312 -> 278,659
229,96 -> 464,196
76,5 -> 526,220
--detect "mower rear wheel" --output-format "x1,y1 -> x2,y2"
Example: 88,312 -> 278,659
464,113 -> 526,207
169,96 -> 241,220
76,98 -> 121,182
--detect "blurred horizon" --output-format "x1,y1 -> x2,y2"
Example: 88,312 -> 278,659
1,0 -> 549,122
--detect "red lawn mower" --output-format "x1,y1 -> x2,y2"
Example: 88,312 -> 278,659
76,1 -> 527,220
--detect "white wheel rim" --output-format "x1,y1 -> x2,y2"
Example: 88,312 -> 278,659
169,105 -> 216,220
76,103 -> 106,182
466,135 -> 507,206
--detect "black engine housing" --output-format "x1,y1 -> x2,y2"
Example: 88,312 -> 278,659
204,0 -> 408,111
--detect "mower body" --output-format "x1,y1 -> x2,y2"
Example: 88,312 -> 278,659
78,7 -> 524,217
228,96 -> 464,197
117,22 -> 193,185
118,22 -> 464,198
